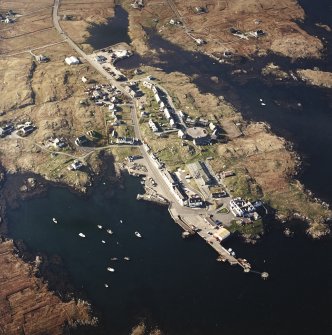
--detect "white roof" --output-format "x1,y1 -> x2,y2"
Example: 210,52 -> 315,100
65,56 -> 79,65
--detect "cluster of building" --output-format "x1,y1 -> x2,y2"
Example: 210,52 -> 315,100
0,121 -> 36,138
143,80 -> 223,146
48,137 -> 67,149
143,81 -> 180,130
83,83 -> 126,126
0,10 -> 16,24
95,47 -> 132,66
229,27 -> 266,40
124,82 -> 143,98
68,160 -> 84,171
229,198 -> 260,220
143,142 -> 205,207
131,0 -> 144,9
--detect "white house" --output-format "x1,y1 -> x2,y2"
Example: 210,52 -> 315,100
65,56 -> 80,65
178,129 -> 186,139
148,119 -> 158,132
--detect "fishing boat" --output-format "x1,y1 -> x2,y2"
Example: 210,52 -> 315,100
104,284 -> 109,288
52,218 -> 58,224
120,219 -> 123,223
135,231 -> 142,238
97,225 -> 103,229
110,257 -> 118,261
101,240 -> 106,244
107,267 -> 115,272
78,233 -> 86,238
124,257 -> 130,261
261,102 -> 266,106
106,229 -> 113,235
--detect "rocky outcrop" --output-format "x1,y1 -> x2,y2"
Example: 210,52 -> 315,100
296,69 -> 332,88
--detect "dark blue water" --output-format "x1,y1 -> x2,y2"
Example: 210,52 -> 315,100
6,175 -> 332,335
87,6 -> 130,49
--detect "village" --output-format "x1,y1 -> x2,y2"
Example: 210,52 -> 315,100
0,0 -> 268,277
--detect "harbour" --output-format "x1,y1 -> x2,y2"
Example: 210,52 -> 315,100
4,172 -> 332,335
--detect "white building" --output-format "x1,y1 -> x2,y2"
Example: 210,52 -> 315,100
164,108 -> 171,120
148,119 -> 158,132
178,129 -> 186,139
65,56 -> 80,65
154,93 -> 161,103
169,118 -> 176,128
143,81 -> 153,89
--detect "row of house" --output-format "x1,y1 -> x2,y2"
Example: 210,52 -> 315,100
143,81 -> 179,130
160,166 -> 204,207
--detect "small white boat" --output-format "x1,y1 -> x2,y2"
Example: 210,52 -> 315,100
52,218 -> 58,224
111,257 -> 118,261
261,102 -> 266,106
104,283 -> 109,288
259,98 -> 263,102
107,267 -> 115,272
120,219 -> 123,223
135,231 -> 142,238
101,240 -> 106,244
106,229 -> 113,235
124,257 -> 130,261
78,233 -> 86,238
97,225 -> 103,229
